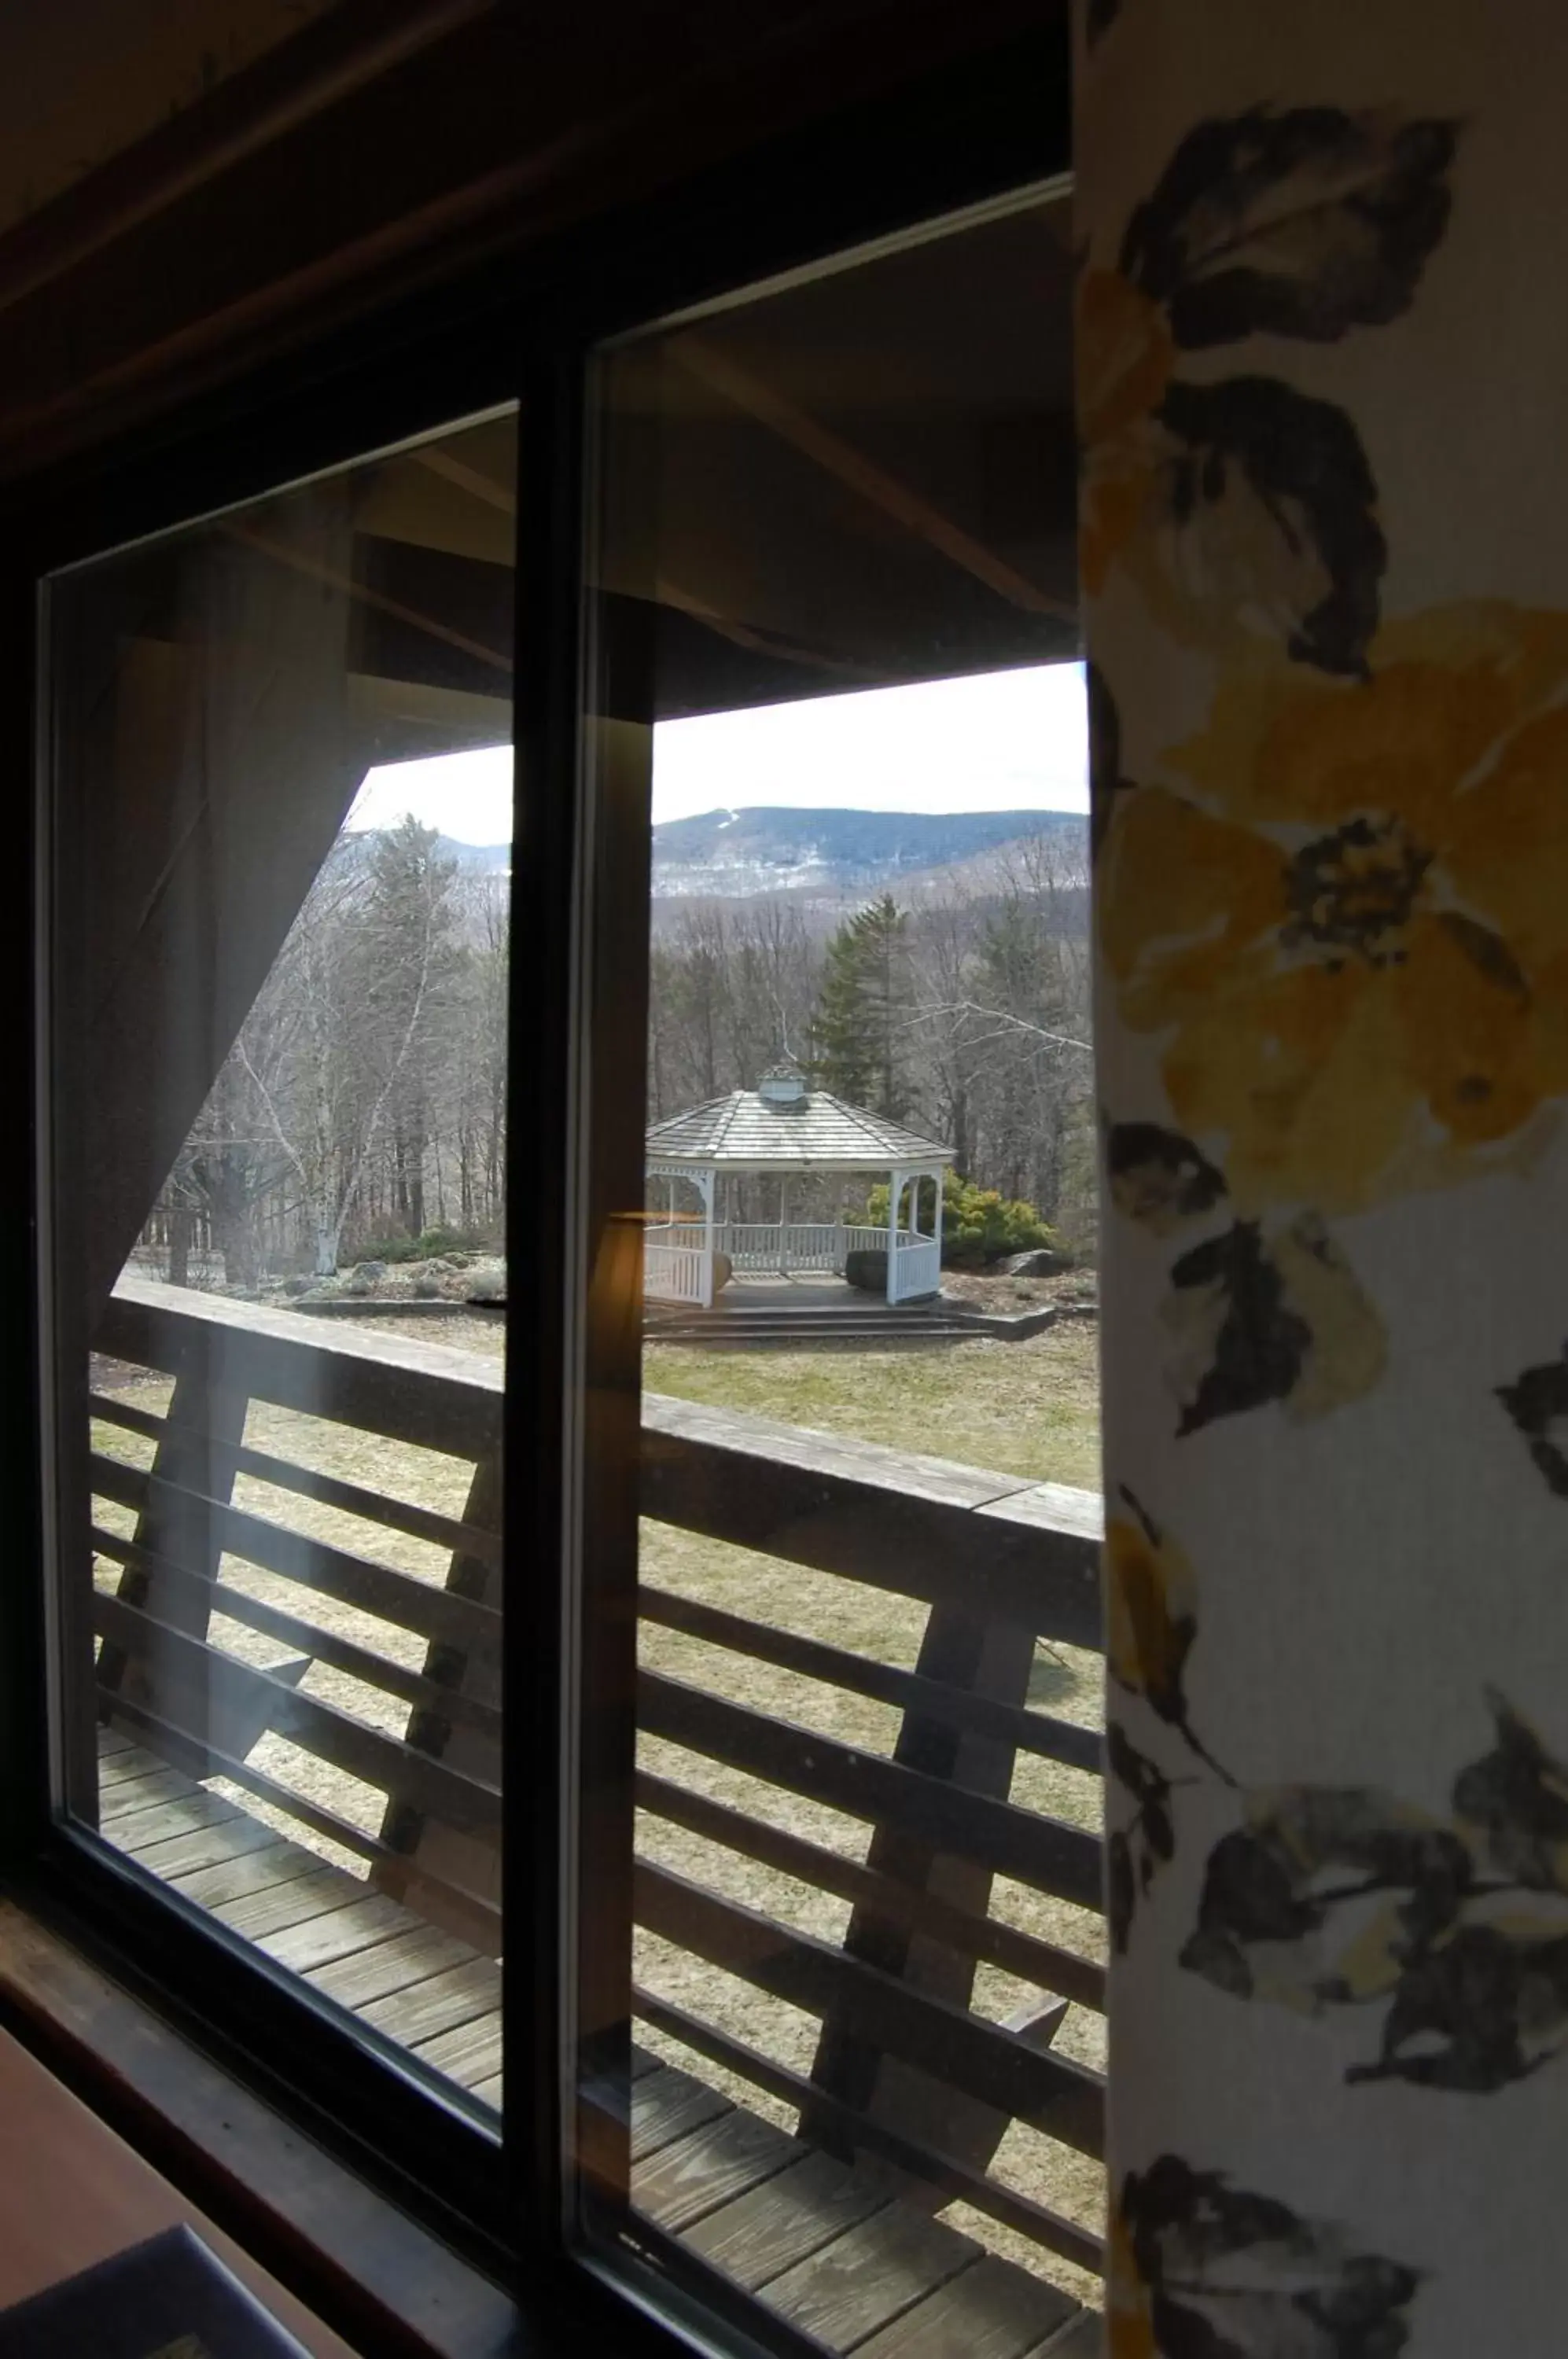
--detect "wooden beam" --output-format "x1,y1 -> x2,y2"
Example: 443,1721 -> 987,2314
223,521 -> 513,677
0,0 -> 496,325
410,447 -> 882,686
410,445 -> 516,515
669,335 -> 1076,623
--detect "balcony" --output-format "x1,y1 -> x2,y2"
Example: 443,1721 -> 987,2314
86,1276 -> 1106,2356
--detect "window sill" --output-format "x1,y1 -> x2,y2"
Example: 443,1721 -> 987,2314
0,1897 -> 522,2359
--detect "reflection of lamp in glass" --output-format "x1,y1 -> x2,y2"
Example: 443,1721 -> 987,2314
585,1211 -> 646,1393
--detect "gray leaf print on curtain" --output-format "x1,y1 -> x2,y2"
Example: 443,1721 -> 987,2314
1121,108 -> 1459,350
1108,1720 -> 1178,1952
1183,1696 -> 1568,2091
1165,1213 -> 1385,1434
1154,376 -> 1384,675
1116,2154 -> 1421,2356
1081,106 -> 1459,673
1088,661 -> 1135,865
1106,1121 -> 1226,1233
1497,1343 -> 1568,1497
1105,1124 -> 1386,1433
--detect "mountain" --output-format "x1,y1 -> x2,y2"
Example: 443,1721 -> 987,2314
651,806 -> 1084,900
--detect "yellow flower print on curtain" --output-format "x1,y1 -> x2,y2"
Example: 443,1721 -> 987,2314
1102,605 -> 1568,1213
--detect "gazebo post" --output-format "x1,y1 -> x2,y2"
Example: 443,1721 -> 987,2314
698,1166 -> 715,1308
885,1164 -> 902,1305
931,1165 -> 944,1274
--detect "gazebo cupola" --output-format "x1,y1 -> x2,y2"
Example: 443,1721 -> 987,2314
644,1066 -> 952,1310
756,1059 -> 809,1106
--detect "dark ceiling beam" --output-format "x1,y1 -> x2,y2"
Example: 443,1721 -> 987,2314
669,333 -> 1077,625
0,0 -> 1062,489
411,444 -> 885,689
0,0 -> 492,326
224,520 -> 514,679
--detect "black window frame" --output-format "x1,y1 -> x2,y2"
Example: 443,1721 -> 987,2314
0,28 -> 1072,2357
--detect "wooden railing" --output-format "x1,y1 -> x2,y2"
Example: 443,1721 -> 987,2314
86,1276 -> 1106,2276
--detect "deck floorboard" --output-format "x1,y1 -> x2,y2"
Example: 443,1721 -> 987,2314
763,2203 -> 978,2350
312,1927 -> 480,2015
634,2108 -> 803,2236
93,1726 -> 1092,2356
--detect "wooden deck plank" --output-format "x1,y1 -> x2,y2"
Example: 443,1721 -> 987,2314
469,2071 -> 502,2107
212,1868 -> 365,1943
256,1896 -> 413,1975
308,1926 -> 478,2014
97,1739 -> 170,1787
106,1792 -> 247,1851
165,1838 -> 337,1911
121,1812 -> 282,1879
100,1768 -> 201,1821
356,1957 -> 499,2046
682,2152 -> 893,2288
96,1726 -> 135,1759
634,2108 -> 803,2235
764,2205 -> 980,2350
631,2064 -> 732,2164
1021,2313 -> 1099,2357
855,2254 -> 1077,2359
410,2010 -> 502,2089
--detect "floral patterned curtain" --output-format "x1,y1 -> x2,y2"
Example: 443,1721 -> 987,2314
1079,5 -> 1568,2350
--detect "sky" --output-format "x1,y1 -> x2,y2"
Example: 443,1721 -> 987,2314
347,660 -> 1088,845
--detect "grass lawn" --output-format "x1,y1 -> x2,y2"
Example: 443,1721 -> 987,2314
644,1322 -> 1102,1491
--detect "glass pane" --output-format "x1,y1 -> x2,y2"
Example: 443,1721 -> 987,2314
573,193 -> 1106,2350
44,409 -> 517,2118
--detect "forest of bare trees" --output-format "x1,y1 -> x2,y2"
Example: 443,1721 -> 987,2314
142,820 -> 1094,1289
144,820 -> 510,1286
650,833 -> 1095,1238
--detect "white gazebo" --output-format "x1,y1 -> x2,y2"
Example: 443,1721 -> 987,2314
644,1062 -> 951,1310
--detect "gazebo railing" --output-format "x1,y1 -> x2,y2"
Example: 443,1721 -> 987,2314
714,1220 -> 889,1274
890,1236 -> 942,1301
645,1238 -> 712,1306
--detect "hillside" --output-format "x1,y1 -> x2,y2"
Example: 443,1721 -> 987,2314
651,805 -> 1084,899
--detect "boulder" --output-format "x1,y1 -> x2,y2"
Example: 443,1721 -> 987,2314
281,1275 -> 314,1297
1000,1247 -> 1072,1277
466,1261 -> 507,1303
355,1259 -> 388,1281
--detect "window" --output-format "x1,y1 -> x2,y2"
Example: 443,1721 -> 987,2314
42,409 -> 517,2118
570,187 -> 1106,2352
22,101 -> 1091,2359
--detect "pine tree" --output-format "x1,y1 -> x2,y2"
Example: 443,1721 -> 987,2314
810,894 -> 912,1117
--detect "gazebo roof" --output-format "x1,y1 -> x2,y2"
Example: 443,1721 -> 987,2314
646,1085 -> 951,1172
